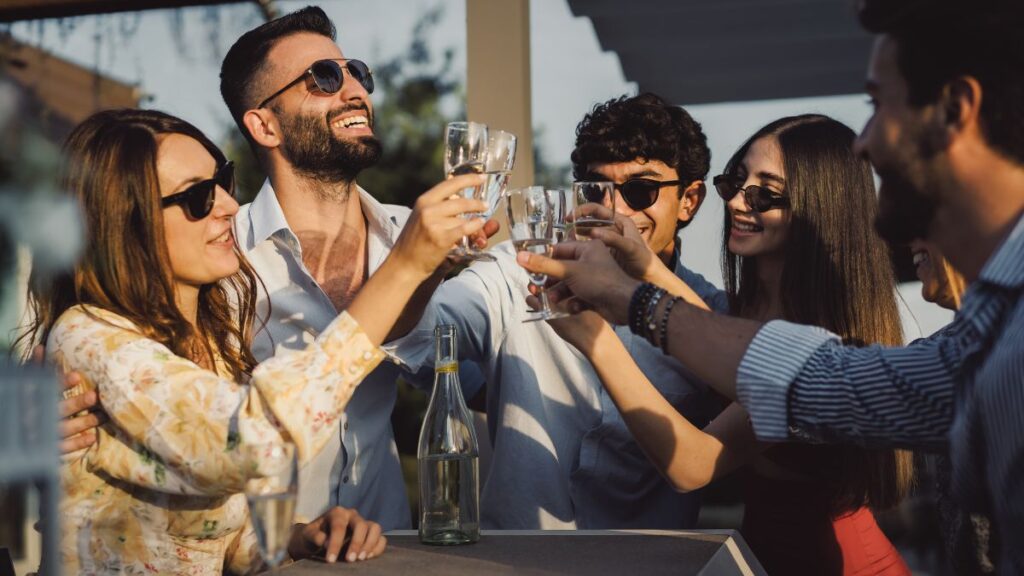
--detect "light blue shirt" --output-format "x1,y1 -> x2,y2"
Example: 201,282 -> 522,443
387,241 -> 717,529
234,180 -> 412,529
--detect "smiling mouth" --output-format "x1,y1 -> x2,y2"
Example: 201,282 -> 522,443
209,229 -> 232,244
332,114 -> 369,130
733,221 -> 763,233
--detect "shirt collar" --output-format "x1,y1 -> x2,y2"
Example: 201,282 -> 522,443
978,210 -> 1024,289
247,179 -> 403,249
249,178 -> 292,248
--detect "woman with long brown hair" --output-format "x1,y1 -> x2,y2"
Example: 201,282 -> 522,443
548,115 -> 914,575
19,108 -> 486,574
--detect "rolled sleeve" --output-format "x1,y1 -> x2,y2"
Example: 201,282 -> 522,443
736,320 -> 840,440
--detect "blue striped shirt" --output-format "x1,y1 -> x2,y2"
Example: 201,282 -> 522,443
736,212 -> 1024,573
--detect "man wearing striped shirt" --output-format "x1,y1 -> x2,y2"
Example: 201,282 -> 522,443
518,0 -> 1024,571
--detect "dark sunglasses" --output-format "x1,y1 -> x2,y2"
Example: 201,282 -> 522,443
257,59 -> 374,109
713,174 -> 790,213
161,161 -> 235,220
580,179 -> 681,211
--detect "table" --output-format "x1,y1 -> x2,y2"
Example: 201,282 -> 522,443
279,530 -> 766,575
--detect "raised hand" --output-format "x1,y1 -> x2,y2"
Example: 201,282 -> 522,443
575,204 -> 671,283
516,240 -> 639,326
390,173 -> 488,279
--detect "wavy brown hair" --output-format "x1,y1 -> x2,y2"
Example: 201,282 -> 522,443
722,115 -> 913,513
18,109 -> 260,380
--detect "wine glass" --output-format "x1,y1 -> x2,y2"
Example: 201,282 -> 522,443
571,181 -> 616,239
444,121 -> 491,263
483,130 -> 517,217
507,186 -> 570,322
548,187 -> 575,243
245,443 -> 298,570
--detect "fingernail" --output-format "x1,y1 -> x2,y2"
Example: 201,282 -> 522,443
359,552 -> 368,561
326,554 -> 337,563
347,552 -> 357,562
516,252 -> 528,264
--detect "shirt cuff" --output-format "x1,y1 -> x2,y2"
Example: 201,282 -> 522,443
736,320 -> 839,441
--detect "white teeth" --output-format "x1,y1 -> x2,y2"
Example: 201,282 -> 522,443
733,221 -> 761,232
913,251 -> 928,266
212,230 -> 230,243
334,115 -> 368,129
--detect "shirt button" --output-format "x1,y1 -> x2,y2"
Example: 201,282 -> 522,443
343,475 -> 350,484
344,422 -> 349,431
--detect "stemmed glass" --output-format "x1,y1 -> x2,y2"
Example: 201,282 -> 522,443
507,186 -> 570,322
483,130 -> 517,217
570,181 -> 616,238
549,187 -> 575,243
444,121 -> 490,263
245,443 -> 298,570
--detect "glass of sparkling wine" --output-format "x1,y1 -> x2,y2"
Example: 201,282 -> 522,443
245,443 -> 298,570
483,130 -> 517,217
507,186 -> 570,322
548,187 -> 575,243
444,121 -> 491,262
571,181 -> 616,239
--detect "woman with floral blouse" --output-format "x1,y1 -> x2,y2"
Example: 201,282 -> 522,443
18,109 -> 487,574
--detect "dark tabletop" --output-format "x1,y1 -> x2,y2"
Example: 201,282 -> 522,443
278,530 -> 766,575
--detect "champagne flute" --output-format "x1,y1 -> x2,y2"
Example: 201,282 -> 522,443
549,187 -> 575,243
571,181 -> 616,239
245,443 -> 298,570
507,186 -> 569,322
483,130 -> 517,217
444,121 -> 491,263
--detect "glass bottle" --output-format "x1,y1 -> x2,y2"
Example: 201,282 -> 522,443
417,325 -> 480,545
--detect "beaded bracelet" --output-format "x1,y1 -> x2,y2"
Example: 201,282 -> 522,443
628,282 -> 658,335
658,296 -> 682,353
643,288 -> 666,341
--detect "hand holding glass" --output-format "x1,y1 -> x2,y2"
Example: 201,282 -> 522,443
444,121 -> 492,263
507,186 -> 569,322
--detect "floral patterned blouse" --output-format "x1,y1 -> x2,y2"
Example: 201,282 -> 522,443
51,304 -> 384,575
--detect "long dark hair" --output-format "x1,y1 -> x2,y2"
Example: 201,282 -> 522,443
18,109 -> 260,381
722,114 -> 912,512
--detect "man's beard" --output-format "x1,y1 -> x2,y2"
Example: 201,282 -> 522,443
277,107 -> 382,184
873,167 -> 938,246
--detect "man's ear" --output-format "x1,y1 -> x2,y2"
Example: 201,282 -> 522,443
243,108 -> 282,150
932,76 -> 983,150
677,180 -> 706,225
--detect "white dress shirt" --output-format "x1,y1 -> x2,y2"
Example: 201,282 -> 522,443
234,180 -> 412,529
387,241 -> 718,529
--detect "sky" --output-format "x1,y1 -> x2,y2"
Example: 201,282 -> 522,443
9,0 -> 952,339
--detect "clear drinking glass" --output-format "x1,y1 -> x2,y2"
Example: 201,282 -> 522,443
571,181 -> 616,239
483,130 -> 517,217
507,186 -> 570,322
549,187 -> 575,243
245,443 -> 298,570
444,121 -> 491,263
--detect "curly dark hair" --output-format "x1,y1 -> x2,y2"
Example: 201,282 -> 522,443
858,0 -> 1024,165
220,6 -> 336,149
571,93 -> 710,224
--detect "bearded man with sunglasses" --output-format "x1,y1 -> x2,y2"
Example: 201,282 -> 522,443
388,93 -> 721,529
213,6 -> 495,533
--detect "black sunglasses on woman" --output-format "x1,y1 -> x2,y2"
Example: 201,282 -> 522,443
257,59 -> 374,109
161,161 -> 235,220
712,174 -> 790,213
